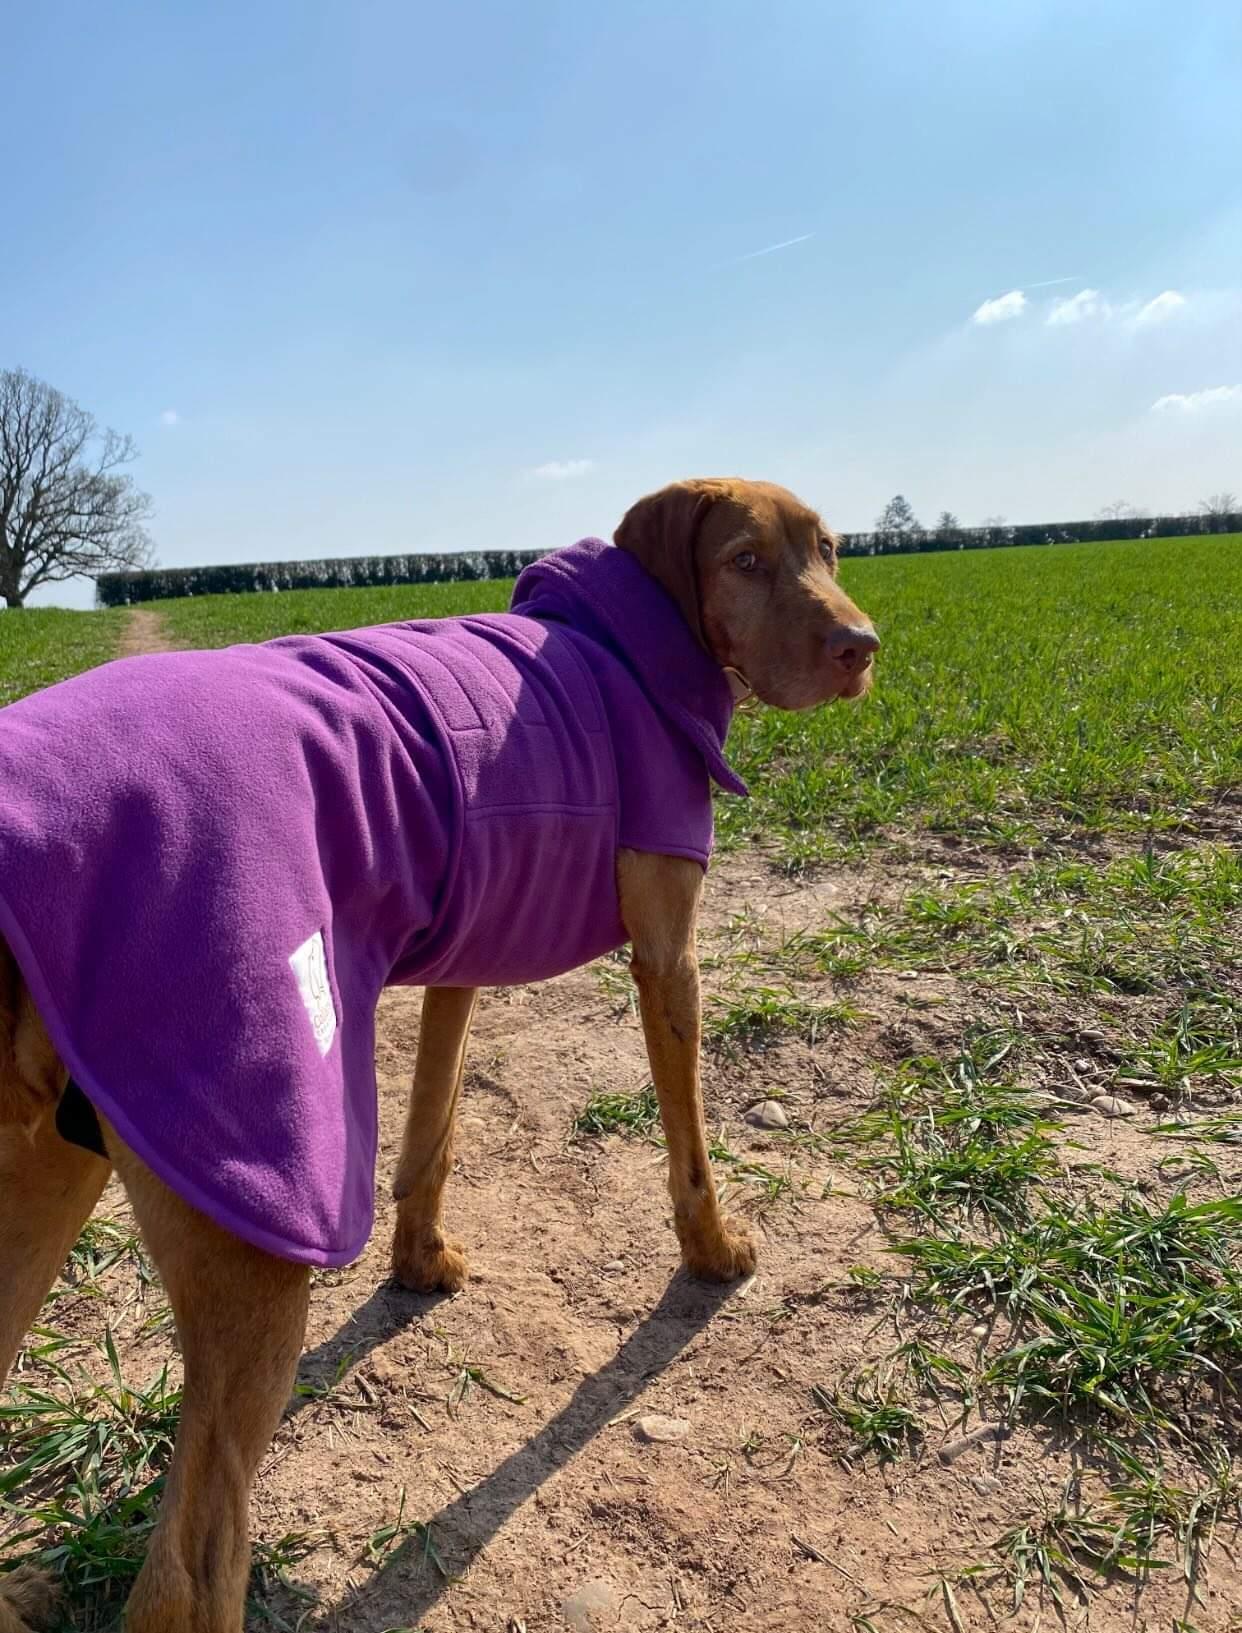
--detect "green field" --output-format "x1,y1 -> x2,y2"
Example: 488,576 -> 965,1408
150,575 -> 513,648
0,607 -> 124,707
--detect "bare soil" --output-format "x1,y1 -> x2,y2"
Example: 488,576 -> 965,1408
115,609 -> 175,657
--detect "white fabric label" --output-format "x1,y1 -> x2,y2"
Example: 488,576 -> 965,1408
289,929 -> 337,1057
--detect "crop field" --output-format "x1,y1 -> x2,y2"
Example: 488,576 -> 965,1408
1,532 -> 1240,1632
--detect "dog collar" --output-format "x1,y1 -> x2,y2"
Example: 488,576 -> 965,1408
723,666 -> 753,704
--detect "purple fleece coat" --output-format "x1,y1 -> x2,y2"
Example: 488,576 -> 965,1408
0,540 -> 746,1265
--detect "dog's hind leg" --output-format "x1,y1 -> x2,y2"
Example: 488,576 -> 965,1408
391,984 -> 477,1293
0,1093 -> 112,1631
0,1110 -> 112,1390
109,1138 -> 310,1633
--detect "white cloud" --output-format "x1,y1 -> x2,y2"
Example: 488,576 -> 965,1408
1150,384 -> 1242,413
971,290 -> 1026,325
530,458 -> 595,480
159,409 -> 180,426
1133,290 -> 1187,326
1047,288 -> 1108,326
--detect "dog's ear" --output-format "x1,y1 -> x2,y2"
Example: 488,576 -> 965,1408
614,481 -> 717,649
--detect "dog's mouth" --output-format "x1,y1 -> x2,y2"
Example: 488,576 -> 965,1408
835,666 -> 874,702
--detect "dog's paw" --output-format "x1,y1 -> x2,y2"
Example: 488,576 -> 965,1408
681,1217 -> 758,1283
390,1225 -> 470,1294
0,1563 -> 60,1631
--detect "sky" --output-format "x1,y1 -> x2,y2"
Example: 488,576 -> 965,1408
3,0 -> 1241,608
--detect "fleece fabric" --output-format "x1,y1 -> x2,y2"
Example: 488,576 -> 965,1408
0,540 -> 745,1265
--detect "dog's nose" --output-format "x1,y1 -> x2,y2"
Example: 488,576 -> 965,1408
827,624 -> 880,673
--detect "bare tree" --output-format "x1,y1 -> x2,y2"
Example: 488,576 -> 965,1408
1096,499 -> 1142,521
0,367 -> 154,608
1198,491 -> 1239,518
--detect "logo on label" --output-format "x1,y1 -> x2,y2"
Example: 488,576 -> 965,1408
289,929 -> 337,1056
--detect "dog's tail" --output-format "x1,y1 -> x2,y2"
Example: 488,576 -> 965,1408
0,935 -> 62,1129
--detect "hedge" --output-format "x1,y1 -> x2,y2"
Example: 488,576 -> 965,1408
95,511 -> 1241,605
96,548 -> 549,606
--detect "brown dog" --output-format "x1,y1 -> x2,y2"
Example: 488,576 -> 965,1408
0,478 -> 876,1633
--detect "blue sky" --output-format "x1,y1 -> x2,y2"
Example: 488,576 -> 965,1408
4,0 -> 1241,606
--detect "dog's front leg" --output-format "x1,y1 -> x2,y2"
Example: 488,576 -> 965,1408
618,849 -> 756,1282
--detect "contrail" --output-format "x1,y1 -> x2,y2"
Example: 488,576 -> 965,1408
1025,275 -> 1084,289
733,232 -> 815,263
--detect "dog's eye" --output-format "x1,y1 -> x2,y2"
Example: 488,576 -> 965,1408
733,550 -> 758,573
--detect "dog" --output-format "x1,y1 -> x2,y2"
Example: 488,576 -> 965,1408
0,477 -> 877,1633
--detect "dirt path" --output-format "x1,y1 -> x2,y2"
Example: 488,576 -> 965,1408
116,606 -> 175,656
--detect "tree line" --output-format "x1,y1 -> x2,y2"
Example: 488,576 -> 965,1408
864,492 -> 1241,556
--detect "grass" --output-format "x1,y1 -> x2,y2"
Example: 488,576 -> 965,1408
573,1082 -> 659,1137
0,1329 -> 319,1628
812,1377 -> 925,1466
822,1011 -> 1242,1614
150,577 -> 512,649
783,844 -> 1241,997
833,1032 -> 1063,1226
0,1330 -> 181,1623
898,1192 -> 1242,1432
706,985 -> 860,1050
0,608 -> 123,705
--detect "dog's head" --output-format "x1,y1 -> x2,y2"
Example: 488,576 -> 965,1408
615,477 -> 878,710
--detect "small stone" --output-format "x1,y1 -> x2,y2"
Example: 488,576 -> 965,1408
744,1099 -> 788,1130
1150,1093 -> 1172,1113
971,1475 -> 1002,1496
602,1259 -> 625,1273
1091,1094 -> 1135,1119
634,1413 -> 691,1444
1055,1083 -> 1091,1105
970,1322 -> 989,1339
562,1580 -> 619,1631
1073,1057 -> 1093,1074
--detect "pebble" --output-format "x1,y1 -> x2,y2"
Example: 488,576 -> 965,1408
1091,1094 -> 1135,1119
562,1580 -> 620,1631
602,1259 -> 625,1273
1072,1057 -> 1093,1074
1150,1093 -> 1172,1113
971,1475 -> 1002,1496
634,1413 -> 691,1444
1054,1084 -> 1092,1107
744,1099 -> 789,1130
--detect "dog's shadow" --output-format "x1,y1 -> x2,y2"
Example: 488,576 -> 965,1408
282,1273 -> 738,1628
